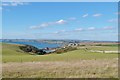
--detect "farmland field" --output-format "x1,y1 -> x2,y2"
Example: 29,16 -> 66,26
2,43 -> 119,78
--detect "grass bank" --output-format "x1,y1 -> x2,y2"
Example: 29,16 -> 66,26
2,43 -> 118,62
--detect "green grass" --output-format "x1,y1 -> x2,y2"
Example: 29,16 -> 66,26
2,43 -> 118,78
78,46 -> 118,51
2,43 -> 118,63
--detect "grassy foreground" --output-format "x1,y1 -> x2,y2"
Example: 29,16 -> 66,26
2,43 -> 119,78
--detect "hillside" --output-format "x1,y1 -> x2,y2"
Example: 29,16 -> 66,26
2,43 -> 118,63
2,43 -> 118,78
2,43 -> 29,56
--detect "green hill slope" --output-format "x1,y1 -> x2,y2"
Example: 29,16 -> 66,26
2,43 -> 118,63
2,43 -> 29,56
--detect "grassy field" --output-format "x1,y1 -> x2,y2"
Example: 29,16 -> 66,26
2,43 -> 119,78
2,43 -> 118,62
78,46 -> 118,51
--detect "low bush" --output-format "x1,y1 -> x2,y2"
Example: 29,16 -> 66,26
19,45 -> 46,55
55,47 -> 77,54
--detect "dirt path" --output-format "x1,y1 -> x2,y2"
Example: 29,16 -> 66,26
90,50 -> 119,53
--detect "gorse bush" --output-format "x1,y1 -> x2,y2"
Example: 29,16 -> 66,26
55,47 -> 77,54
19,45 -> 46,55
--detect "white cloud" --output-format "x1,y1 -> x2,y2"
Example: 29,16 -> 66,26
88,27 -> 95,30
52,26 -> 115,35
75,28 -> 83,31
93,13 -> 102,17
60,30 -> 66,32
40,23 -> 49,27
56,19 -> 66,24
68,17 -> 77,20
2,2 -> 29,7
30,23 -> 49,29
108,19 -> 117,22
53,31 -> 59,34
30,26 -> 39,29
103,26 -> 114,30
2,3 -> 9,6
82,14 -> 88,18
53,30 -> 66,34
114,12 -> 120,15
30,19 -> 66,29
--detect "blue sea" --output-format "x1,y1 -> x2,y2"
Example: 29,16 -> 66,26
2,41 -> 62,49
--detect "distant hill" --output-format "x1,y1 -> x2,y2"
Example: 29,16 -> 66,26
1,39 -> 118,44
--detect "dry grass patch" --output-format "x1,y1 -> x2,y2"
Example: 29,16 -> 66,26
3,58 -> 118,78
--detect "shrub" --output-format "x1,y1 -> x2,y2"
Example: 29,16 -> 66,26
95,44 -> 102,46
55,47 -> 77,54
19,45 -> 46,55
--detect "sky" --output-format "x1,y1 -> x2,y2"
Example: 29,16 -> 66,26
2,2 -> 118,41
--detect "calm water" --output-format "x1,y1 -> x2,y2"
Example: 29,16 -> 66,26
3,41 -> 62,49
